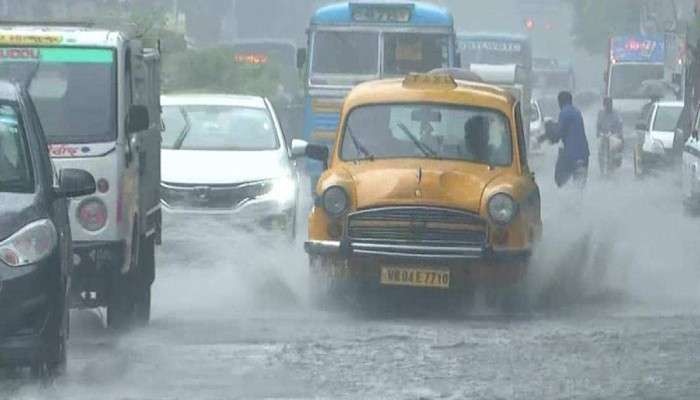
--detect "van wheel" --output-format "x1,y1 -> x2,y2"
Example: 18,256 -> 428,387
133,235 -> 155,326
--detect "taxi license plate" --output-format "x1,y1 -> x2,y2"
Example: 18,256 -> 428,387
380,266 -> 450,289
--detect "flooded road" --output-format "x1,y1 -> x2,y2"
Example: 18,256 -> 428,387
3,114 -> 700,400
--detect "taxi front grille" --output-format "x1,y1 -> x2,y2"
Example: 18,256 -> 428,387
161,181 -> 271,210
347,207 -> 487,247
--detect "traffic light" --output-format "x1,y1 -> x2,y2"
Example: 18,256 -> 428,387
525,18 -> 535,30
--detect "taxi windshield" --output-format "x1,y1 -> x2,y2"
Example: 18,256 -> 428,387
162,105 -> 279,151
340,103 -> 512,166
0,104 -> 33,193
0,47 -> 116,144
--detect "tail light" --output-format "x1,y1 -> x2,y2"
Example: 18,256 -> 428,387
77,198 -> 108,232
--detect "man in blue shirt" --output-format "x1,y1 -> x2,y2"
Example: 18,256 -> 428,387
539,91 -> 590,188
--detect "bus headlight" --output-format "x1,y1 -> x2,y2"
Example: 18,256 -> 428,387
488,193 -> 518,225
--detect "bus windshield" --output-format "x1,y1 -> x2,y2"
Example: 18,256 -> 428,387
609,64 -> 664,99
311,31 -> 379,84
0,47 -> 116,144
383,33 -> 450,76
311,30 -> 452,85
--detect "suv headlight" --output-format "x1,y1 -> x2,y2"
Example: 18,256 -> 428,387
322,186 -> 349,217
488,193 -> 518,225
0,219 -> 58,267
266,176 -> 297,204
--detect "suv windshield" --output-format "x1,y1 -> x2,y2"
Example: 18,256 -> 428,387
383,33 -> 450,76
162,105 -> 279,151
0,47 -> 116,144
653,105 -> 682,132
340,103 -> 512,166
0,104 -> 33,193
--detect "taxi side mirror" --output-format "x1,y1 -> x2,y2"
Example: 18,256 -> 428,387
306,144 -> 329,168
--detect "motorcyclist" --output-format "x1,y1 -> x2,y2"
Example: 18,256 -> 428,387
596,97 -> 624,172
538,91 -> 590,188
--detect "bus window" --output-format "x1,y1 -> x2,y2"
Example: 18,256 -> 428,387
383,33 -> 449,76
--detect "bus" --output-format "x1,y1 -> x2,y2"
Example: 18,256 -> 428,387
300,1 -> 458,183
605,34 -> 683,124
458,33 -> 532,72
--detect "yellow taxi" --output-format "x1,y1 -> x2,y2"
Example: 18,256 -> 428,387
303,73 -> 542,300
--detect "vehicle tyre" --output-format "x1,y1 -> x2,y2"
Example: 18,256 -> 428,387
133,235 -> 155,326
31,297 -> 68,379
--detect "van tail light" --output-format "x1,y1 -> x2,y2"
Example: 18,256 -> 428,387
77,198 -> 108,232
97,178 -> 109,193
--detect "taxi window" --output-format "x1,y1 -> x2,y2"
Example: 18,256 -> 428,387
0,104 -> 33,193
341,103 -> 512,166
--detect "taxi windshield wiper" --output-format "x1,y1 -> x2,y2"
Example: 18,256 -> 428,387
396,122 -> 438,158
346,124 -> 374,160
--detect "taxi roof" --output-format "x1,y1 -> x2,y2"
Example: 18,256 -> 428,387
161,94 -> 268,109
342,75 -> 515,112
0,25 -> 125,47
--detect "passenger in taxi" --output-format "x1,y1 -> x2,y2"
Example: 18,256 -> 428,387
464,115 -> 491,163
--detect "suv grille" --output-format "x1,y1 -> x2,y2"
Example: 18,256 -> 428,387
161,181 -> 272,210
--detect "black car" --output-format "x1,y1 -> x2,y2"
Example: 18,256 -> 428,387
0,81 -> 95,376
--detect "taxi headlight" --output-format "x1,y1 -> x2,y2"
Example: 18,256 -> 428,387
488,193 -> 518,225
0,219 -> 58,267
322,186 -> 349,217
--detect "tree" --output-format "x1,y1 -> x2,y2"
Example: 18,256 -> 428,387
567,0 -> 642,54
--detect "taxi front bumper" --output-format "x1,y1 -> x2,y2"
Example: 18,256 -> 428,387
304,240 -> 530,261
305,240 -> 529,287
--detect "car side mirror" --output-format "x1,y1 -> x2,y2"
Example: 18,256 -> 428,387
305,143 -> 329,168
127,105 -> 150,135
693,130 -> 699,140
58,168 -> 95,198
290,138 -> 308,159
296,48 -> 307,70
636,123 -> 647,131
